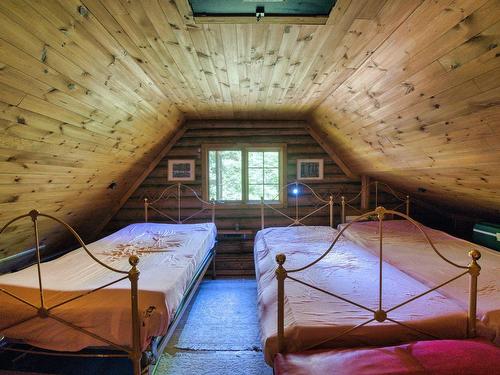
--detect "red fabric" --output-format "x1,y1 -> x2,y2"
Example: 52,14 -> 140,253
274,339 -> 500,375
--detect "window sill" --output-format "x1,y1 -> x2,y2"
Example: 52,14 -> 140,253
212,201 -> 285,209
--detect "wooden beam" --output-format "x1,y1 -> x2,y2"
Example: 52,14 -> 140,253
304,124 -> 358,180
361,175 -> 370,210
92,126 -> 187,239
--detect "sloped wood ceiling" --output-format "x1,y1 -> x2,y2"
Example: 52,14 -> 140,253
310,0 -> 500,216
0,0 -> 183,257
0,0 -> 499,257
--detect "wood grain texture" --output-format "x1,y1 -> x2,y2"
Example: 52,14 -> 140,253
0,0 -> 499,259
106,120 -> 362,275
0,0 -> 184,258
310,0 -> 500,216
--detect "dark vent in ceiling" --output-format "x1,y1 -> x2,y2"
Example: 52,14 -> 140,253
189,0 -> 337,18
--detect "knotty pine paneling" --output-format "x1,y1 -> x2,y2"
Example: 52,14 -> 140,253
107,120 -> 363,276
310,0 -> 500,219
0,0 -> 184,259
1,0 -> 498,260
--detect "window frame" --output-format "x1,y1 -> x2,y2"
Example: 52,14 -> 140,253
202,143 -> 287,207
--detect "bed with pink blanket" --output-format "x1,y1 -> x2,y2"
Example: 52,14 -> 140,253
0,222 -> 216,352
338,220 -> 500,344
254,225 -> 479,366
274,338 -> 500,375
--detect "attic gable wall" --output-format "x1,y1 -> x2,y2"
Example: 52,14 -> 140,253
106,120 -> 369,275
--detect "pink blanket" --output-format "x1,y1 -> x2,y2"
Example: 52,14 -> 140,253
339,220 -> 500,344
0,223 -> 216,351
274,339 -> 500,375
255,226 -> 470,365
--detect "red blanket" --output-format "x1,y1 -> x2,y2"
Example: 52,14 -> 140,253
275,339 -> 500,374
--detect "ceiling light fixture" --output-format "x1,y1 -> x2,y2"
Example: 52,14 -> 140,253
256,6 -> 265,22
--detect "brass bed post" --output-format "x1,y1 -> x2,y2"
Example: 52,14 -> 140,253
261,196 -> 265,230
405,195 -> 410,216
294,182 -> 299,224
30,210 -> 45,309
211,200 -> 215,223
467,250 -> 481,337
144,198 -> 149,223
211,199 -> 216,280
177,183 -> 181,224
341,196 -> 345,224
329,195 -> 333,228
375,181 -> 379,208
128,255 -> 141,375
276,253 -> 287,354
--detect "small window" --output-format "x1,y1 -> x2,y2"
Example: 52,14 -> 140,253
208,149 -> 243,201
248,150 -> 280,201
203,145 -> 285,204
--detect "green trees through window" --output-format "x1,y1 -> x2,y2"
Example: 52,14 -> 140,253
207,146 -> 283,203
208,150 -> 242,201
248,151 -> 280,201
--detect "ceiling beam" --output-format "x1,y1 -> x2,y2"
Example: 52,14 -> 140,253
304,124 -> 358,180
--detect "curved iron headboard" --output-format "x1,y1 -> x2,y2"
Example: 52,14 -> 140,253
260,181 -> 339,229
144,183 -> 215,224
341,181 -> 410,223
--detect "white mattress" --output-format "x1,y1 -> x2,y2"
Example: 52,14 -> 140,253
255,226 -> 469,365
0,222 -> 216,351
338,220 -> 500,344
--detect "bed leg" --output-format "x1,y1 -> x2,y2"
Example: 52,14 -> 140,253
129,255 -> 142,375
212,249 -> 217,280
467,249 -> 481,337
276,253 -> 287,354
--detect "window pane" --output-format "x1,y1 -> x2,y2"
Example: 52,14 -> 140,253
265,152 -> 279,168
208,150 -> 242,201
264,168 -> 279,184
248,167 -> 263,184
220,151 -> 242,200
248,184 -> 264,201
208,151 -> 217,200
264,185 -> 279,201
248,152 -> 263,168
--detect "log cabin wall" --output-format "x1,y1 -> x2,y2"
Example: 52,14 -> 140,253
107,120 -> 368,276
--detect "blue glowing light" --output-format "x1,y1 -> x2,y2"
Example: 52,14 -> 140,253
292,188 -> 299,195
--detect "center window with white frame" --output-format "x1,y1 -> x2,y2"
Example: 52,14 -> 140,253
204,145 -> 285,204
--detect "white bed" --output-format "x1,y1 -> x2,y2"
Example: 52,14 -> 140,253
338,220 -> 500,344
254,226 -> 471,365
0,222 -> 216,352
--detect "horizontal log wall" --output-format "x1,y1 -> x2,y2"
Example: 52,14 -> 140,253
107,120 -> 400,276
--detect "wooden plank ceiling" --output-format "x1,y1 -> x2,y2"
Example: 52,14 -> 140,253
0,0 -> 499,257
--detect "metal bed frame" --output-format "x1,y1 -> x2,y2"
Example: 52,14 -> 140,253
274,206 -> 482,355
144,183 -> 217,279
144,183 -> 215,225
260,181 -> 336,230
340,181 -> 410,224
0,184 -> 217,375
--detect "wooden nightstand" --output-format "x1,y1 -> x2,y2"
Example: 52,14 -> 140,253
211,229 -> 255,277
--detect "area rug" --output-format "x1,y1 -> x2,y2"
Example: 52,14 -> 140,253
156,279 -> 272,375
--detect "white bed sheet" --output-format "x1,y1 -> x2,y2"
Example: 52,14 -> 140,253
255,226 -> 469,365
338,220 -> 500,344
0,222 -> 216,351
